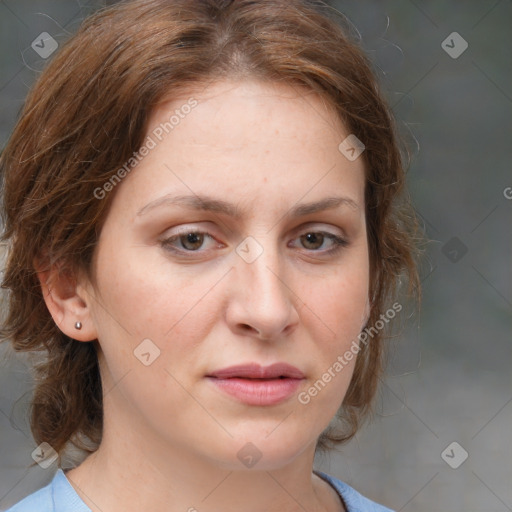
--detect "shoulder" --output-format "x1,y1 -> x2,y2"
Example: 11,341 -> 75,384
314,470 -> 395,512
4,469 -> 91,512
4,478 -> 54,512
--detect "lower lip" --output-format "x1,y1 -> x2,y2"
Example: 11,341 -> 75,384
207,377 -> 303,406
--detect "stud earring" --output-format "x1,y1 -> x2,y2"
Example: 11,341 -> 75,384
75,321 -> 82,330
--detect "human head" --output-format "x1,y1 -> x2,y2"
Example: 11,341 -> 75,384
0,0 -> 419,465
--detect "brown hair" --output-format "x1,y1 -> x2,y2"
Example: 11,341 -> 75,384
0,0 -> 419,464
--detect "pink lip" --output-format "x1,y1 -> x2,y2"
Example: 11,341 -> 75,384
208,363 -> 304,380
206,363 -> 305,406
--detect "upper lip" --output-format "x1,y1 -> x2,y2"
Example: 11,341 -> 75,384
207,363 -> 305,379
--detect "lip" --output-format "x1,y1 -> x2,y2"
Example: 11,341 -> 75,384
208,363 -> 305,380
206,363 -> 305,406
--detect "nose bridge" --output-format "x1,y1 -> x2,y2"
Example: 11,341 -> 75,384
230,234 -> 298,338
238,235 -> 287,302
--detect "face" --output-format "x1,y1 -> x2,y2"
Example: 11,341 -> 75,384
81,79 -> 369,470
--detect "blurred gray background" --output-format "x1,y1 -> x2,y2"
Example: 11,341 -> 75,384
0,1 -> 511,511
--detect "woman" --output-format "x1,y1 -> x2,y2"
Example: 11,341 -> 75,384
0,1 -> 419,511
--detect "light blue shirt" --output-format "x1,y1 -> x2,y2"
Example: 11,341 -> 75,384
5,468 -> 394,511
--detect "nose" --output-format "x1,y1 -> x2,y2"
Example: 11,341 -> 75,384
225,241 -> 300,341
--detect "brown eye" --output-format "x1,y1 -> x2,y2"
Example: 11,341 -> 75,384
180,232 -> 204,250
161,230 -> 217,254
300,232 -> 325,250
289,230 -> 348,256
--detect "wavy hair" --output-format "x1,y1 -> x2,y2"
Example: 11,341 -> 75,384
0,0 -> 420,465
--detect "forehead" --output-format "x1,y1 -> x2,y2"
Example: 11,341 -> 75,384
107,79 -> 366,219
150,79 -> 348,150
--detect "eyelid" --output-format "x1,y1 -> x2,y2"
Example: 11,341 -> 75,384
291,221 -> 347,238
289,220 -> 349,241
160,223 -> 219,240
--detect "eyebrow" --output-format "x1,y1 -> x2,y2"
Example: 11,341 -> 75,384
136,193 -> 359,218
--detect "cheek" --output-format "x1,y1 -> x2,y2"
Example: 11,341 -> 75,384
95,245 -> 214,333
296,247 -> 369,406
90,248 -> 220,413
301,260 -> 369,339
296,270 -> 368,423
91,244 -> 226,381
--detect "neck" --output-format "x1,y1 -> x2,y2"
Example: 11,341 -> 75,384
65,423 -> 343,512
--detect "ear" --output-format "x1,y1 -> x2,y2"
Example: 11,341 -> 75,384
35,259 -> 98,342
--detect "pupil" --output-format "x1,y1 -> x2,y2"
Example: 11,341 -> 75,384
303,232 -> 323,249
183,232 -> 203,250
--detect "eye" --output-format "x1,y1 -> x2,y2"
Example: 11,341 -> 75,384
161,230 -> 220,253
290,231 -> 348,254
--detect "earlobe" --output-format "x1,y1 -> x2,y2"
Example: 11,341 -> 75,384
35,259 -> 98,342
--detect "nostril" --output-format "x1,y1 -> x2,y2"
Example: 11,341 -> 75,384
236,323 -> 257,336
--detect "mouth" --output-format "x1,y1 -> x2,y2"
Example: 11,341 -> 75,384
206,363 -> 305,406
207,362 -> 305,380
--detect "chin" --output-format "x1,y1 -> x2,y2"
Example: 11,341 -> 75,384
203,431 -> 315,472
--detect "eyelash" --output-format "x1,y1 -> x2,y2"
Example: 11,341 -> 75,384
160,229 -> 348,257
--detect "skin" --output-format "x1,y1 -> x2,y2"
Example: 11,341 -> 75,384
38,79 -> 369,512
